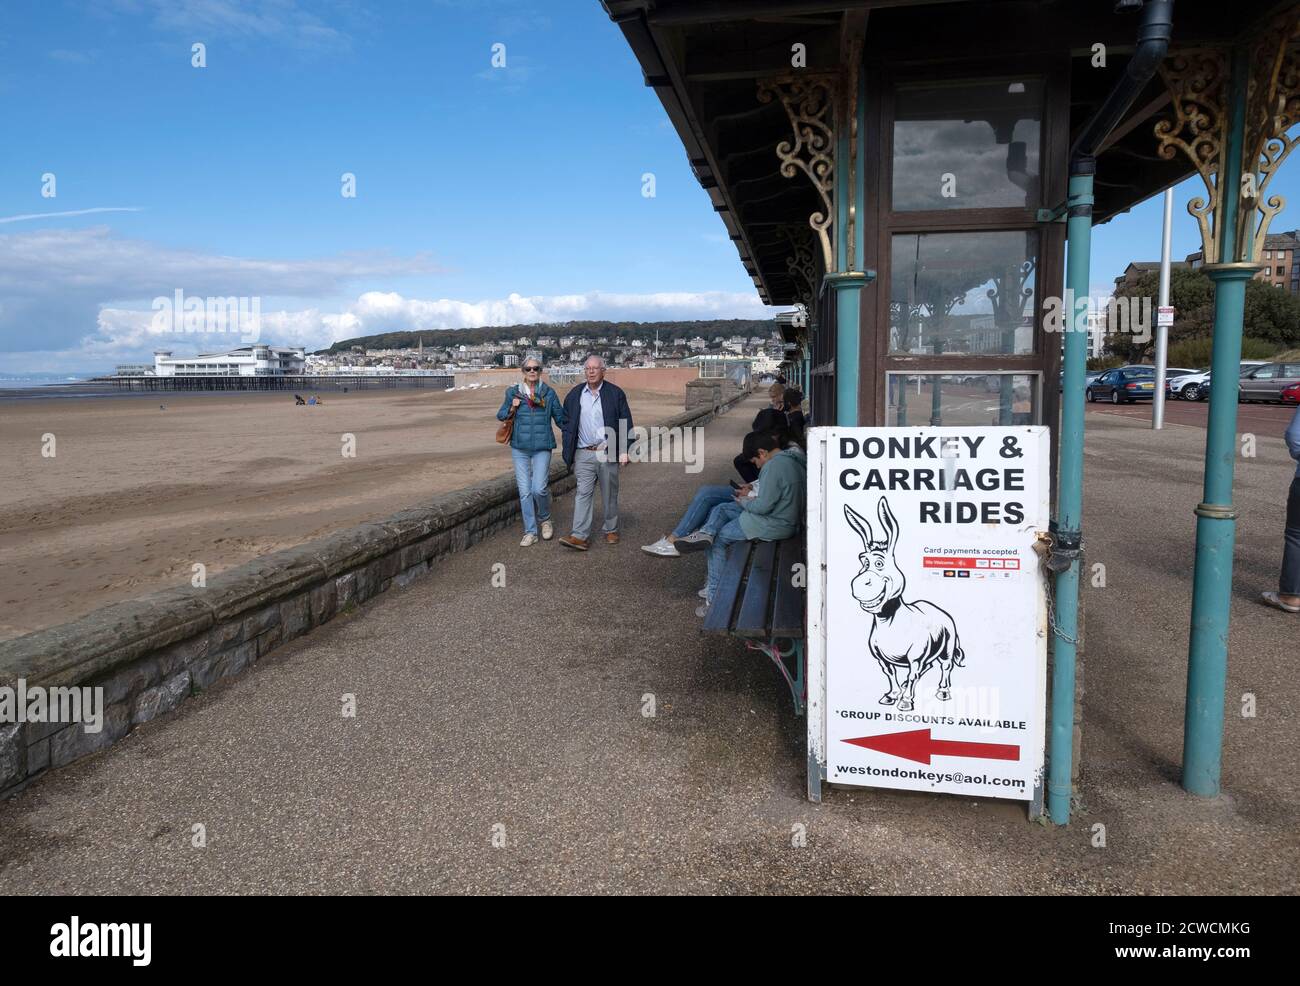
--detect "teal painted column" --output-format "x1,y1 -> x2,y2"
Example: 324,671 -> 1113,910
827,272 -> 871,426
1048,163 -> 1095,826
1183,50 -> 1257,798
826,59 -> 871,428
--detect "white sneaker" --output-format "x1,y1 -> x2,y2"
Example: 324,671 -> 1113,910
540,520 -> 554,541
697,587 -> 708,599
640,536 -> 680,558
674,530 -> 713,553
520,533 -> 538,546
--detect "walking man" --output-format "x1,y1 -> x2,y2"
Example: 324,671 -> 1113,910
558,355 -> 633,550
1262,403 -> 1300,613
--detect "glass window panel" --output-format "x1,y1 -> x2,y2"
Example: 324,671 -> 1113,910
886,373 -> 1039,427
889,230 -> 1037,355
892,79 -> 1042,211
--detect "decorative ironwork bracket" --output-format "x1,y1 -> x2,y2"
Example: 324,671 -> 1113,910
1155,10 -> 1300,264
781,224 -> 819,316
758,74 -> 837,271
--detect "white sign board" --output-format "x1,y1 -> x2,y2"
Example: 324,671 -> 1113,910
1157,306 -> 1175,327
807,427 -> 1049,802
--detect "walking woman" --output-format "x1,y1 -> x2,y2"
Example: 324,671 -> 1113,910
1263,403 -> 1300,612
498,359 -> 566,546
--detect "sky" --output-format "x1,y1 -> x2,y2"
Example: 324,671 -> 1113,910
1,0 -> 1296,375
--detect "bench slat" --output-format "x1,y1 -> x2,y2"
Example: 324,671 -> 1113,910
771,537 -> 806,638
703,541 -> 752,632
734,539 -> 777,635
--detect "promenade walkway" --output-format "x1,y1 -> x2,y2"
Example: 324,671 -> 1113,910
0,399 -> 1295,894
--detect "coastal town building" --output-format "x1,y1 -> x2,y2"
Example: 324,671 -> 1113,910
603,0 -> 1292,823
146,345 -> 306,377
1113,260 -> 1190,289
1187,229 -> 1300,293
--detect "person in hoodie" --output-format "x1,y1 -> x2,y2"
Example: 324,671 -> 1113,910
735,382 -> 788,482
676,430 -> 806,615
496,359 -> 566,546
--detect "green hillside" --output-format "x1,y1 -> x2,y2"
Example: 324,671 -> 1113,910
318,319 -> 774,354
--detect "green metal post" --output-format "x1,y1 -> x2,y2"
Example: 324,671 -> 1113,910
1048,162 -> 1095,826
1183,50 -> 1256,797
827,60 -> 870,428
827,273 -> 871,426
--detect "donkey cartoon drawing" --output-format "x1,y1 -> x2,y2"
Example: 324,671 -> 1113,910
844,498 -> 965,712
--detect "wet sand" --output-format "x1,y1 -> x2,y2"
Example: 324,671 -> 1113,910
0,371 -> 689,640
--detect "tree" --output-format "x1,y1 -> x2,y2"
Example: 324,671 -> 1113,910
1107,266 -> 1300,361
1242,279 -> 1300,346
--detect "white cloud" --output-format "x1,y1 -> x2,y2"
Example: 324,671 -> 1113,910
0,226 -> 775,373
1,289 -> 777,373
100,0 -> 353,53
0,207 -> 142,224
0,225 -> 442,352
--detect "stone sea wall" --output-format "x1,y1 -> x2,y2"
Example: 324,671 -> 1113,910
0,392 -> 751,797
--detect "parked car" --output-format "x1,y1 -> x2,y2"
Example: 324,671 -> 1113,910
1282,381 -> 1300,404
1167,368 -> 1210,401
1179,360 -> 1275,402
1154,366 -> 1197,396
1238,361 -> 1300,402
1086,367 -> 1156,404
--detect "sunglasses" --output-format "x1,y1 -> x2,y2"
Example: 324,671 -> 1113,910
523,366 -> 541,371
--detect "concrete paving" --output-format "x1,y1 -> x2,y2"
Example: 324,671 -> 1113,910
0,398 -> 1296,894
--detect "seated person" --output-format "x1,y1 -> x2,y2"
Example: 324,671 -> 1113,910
677,431 -> 806,614
782,388 -> 806,443
641,477 -> 760,558
736,383 -> 787,482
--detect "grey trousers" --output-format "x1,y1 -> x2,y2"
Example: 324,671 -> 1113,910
571,448 -> 620,540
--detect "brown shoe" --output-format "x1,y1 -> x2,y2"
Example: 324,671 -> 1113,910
558,535 -> 588,551
605,532 -> 620,545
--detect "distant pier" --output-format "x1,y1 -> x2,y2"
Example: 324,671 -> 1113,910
99,374 -> 454,393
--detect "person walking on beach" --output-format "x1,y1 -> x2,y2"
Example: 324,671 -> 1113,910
497,359 -> 566,546
1262,403 -> 1300,613
558,355 -> 633,550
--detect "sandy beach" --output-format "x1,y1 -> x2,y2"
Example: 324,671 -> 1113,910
0,368 -> 696,640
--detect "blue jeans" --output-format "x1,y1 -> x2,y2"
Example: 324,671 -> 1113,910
512,448 -> 552,535
1283,477 -> 1300,595
703,501 -> 748,601
672,484 -> 734,538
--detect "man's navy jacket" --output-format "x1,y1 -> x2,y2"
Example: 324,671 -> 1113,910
561,380 -> 634,467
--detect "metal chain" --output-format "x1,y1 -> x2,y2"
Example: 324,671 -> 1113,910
1038,532 -> 1082,646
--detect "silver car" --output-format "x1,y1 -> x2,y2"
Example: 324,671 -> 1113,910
1238,362 -> 1300,402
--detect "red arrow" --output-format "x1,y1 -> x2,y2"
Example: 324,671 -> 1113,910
842,728 -> 1019,765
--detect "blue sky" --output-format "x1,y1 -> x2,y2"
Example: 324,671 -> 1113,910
1,0 -> 1296,374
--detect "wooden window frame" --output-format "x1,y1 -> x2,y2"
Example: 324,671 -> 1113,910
859,56 -> 1069,444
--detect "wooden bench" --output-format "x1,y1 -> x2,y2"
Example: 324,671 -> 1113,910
702,535 -> 807,714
